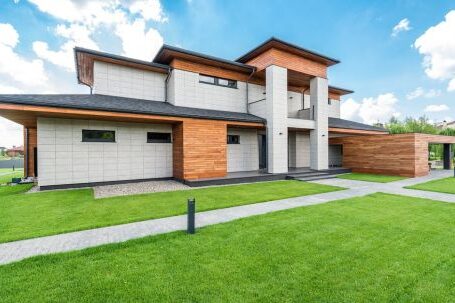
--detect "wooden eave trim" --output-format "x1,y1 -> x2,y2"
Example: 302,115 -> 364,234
328,127 -> 388,135
0,103 -> 265,128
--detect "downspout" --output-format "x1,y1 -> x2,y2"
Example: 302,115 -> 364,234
164,66 -> 172,102
245,67 -> 256,114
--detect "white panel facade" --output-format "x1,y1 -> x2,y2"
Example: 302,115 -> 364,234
266,65 -> 288,173
309,77 -> 329,170
288,132 -> 311,168
93,61 -> 166,101
328,99 -> 340,118
37,118 -> 173,187
247,83 -> 267,118
227,128 -> 259,172
167,69 -> 247,112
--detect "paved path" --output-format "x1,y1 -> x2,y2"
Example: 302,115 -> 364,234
0,170 -> 454,265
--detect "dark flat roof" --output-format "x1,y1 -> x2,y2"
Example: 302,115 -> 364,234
329,117 -> 388,132
236,37 -> 340,66
153,44 -> 255,71
74,47 -> 169,70
0,94 -> 265,124
328,85 -> 354,95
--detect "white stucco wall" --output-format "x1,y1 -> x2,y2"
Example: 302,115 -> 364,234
37,118 -> 173,187
328,99 -> 340,118
289,132 -> 311,168
167,69 -> 247,112
227,128 -> 259,172
93,61 -> 167,101
266,65 -> 289,173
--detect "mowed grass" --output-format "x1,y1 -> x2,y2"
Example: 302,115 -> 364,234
1,193 -> 454,302
338,172 -> 407,183
0,180 -> 343,243
0,170 -> 23,185
406,177 -> 455,194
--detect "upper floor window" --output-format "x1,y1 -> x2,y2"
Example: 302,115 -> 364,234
199,74 -> 237,89
227,135 -> 240,144
147,132 -> 171,143
328,98 -> 332,105
82,130 -> 116,143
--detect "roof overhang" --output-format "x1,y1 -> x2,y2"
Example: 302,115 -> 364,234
74,47 -> 170,87
0,102 -> 264,129
153,45 -> 255,74
236,37 -> 340,66
329,127 -> 389,135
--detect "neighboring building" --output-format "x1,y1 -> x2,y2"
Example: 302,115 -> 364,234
6,146 -> 24,158
0,37 -> 453,189
436,120 -> 455,129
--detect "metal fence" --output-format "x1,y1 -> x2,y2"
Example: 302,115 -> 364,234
0,159 -> 24,169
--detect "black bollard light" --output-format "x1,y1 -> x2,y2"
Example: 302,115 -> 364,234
187,198 -> 196,234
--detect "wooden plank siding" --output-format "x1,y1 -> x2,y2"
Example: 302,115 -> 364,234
23,127 -> 37,177
246,48 -> 327,78
173,119 -> 228,180
330,133 -> 455,177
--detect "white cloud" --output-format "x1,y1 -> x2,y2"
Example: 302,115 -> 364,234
0,118 -> 22,148
28,0 -> 166,69
424,104 -> 450,112
341,93 -> 400,125
128,0 -> 168,22
406,87 -> 441,100
0,84 -> 22,94
115,19 -> 164,61
448,78 -> 455,92
392,18 -> 411,37
414,10 -> 455,91
0,23 -> 48,86
33,24 -> 99,71
0,85 -> 23,148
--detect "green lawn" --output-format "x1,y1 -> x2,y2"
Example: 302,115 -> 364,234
1,193 -> 454,302
338,172 -> 407,183
406,177 -> 455,194
0,170 -> 23,184
0,180 -> 342,243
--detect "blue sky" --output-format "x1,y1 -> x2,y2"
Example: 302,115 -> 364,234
0,0 -> 455,147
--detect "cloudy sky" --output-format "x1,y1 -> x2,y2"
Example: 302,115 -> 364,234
0,0 -> 455,148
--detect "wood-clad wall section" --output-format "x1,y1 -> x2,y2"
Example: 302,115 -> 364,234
173,119 -> 228,180
24,127 -> 37,177
330,133 -> 455,177
246,48 -> 327,78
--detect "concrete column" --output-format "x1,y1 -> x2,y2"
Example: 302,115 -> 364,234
443,144 -> 452,170
309,77 -> 329,170
266,65 -> 288,173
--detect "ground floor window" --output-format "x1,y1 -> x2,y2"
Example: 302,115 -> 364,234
147,132 -> 171,143
82,130 -> 116,142
227,135 -> 240,144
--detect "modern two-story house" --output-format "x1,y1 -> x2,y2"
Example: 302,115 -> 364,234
0,37 -> 453,189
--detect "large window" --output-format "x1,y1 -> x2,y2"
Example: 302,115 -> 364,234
147,132 -> 172,143
82,130 -> 116,142
199,74 -> 237,88
227,135 -> 240,144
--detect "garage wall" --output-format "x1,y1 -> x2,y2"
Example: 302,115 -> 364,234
329,133 -> 455,177
227,128 -> 259,172
37,118 -> 173,187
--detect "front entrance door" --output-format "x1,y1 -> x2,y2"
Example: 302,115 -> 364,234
258,134 -> 267,169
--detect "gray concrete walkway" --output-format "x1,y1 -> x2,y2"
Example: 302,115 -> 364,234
0,170 -> 454,265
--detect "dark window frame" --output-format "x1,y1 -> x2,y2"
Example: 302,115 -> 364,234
147,132 -> 172,143
328,98 -> 332,105
227,135 -> 240,144
82,129 -> 116,143
199,74 -> 238,89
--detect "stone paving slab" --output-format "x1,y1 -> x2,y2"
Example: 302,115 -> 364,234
0,170 -> 453,265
